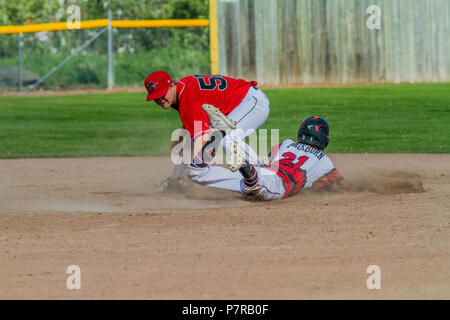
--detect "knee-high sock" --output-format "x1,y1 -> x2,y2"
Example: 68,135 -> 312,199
239,161 -> 258,187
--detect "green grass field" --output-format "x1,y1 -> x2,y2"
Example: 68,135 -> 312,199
0,83 -> 449,158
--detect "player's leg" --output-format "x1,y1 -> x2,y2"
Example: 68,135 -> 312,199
203,86 -> 270,166
226,140 -> 284,200
186,163 -> 243,192
224,86 -> 270,166
186,158 -> 284,200
228,86 -> 270,134
239,166 -> 285,201
187,138 -> 284,200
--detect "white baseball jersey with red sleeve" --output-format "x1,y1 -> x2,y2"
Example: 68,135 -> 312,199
267,139 -> 340,198
187,139 -> 343,201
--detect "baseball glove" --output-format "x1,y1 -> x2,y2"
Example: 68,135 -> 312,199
155,176 -> 188,193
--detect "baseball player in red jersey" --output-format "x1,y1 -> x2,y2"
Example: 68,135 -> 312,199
144,71 -> 270,190
187,116 -> 352,200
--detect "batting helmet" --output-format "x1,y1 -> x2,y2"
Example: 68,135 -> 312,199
297,116 -> 330,150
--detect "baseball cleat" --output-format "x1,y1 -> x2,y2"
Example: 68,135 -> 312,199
226,141 -> 245,172
202,104 -> 236,131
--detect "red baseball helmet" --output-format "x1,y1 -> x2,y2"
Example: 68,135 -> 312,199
144,70 -> 173,101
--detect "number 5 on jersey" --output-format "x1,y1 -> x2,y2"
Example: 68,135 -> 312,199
194,75 -> 228,90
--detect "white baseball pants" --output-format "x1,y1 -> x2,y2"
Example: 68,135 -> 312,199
187,164 -> 285,201
224,86 -> 270,166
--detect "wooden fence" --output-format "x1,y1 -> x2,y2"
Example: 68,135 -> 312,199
218,0 -> 450,85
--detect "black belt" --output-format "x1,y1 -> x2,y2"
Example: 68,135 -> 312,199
252,85 -> 259,90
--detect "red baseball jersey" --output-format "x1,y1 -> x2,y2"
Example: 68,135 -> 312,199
175,75 -> 257,138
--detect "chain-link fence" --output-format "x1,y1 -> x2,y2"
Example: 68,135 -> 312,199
0,25 -> 210,92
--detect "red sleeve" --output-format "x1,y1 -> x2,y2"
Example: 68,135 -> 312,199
179,99 -> 210,139
313,169 -> 343,189
322,168 -> 343,182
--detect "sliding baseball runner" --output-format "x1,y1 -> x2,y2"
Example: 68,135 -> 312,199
187,115 -> 351,200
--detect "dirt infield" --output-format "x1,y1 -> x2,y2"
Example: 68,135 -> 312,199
0,154 -> 449,299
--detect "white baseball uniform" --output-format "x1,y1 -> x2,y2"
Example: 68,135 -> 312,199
187,139 -> 341,201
